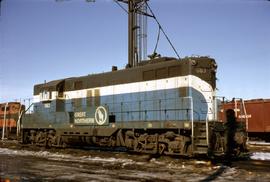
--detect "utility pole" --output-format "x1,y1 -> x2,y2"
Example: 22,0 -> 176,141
120,0 -> 149,68
57,0 -> 150,68
0,0 -> 2,16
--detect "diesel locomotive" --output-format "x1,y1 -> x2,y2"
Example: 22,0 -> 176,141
7,0 -> 246,157
21,57 -> 246,157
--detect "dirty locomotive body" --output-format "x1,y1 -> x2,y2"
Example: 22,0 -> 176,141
22,57 -> 246,157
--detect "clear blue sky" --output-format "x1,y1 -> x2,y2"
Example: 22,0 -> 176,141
0,0 -> 270,103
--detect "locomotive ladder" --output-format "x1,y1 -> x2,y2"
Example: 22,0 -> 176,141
192,119 -> 209,155
188,96 -> 209,155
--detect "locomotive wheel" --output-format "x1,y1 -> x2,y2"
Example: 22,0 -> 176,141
35,131 -> 47,147
210,132 -> 225,153
133,137 -> 139,152
22,131 -> 29,144
158,143 -> 166,155
47,130 -> 56,148
185,143 -> 192,156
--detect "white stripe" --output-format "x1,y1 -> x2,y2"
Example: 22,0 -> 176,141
34,75 -> 213,101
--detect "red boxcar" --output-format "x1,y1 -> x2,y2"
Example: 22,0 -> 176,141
219,99 -> 270,141
0,102 -> 25,139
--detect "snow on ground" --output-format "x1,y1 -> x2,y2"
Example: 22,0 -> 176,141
251,152 -> 270,161
2,146 -> 270,162
0,147 -> 135,165
1,147 -> 270,181
248,141 -> 270,146
0,147 -> 218,182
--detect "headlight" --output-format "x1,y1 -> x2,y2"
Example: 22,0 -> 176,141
184,122 -> 190,128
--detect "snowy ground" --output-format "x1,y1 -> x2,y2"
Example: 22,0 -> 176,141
1,147 -> 270,182
251,152 -> 270,161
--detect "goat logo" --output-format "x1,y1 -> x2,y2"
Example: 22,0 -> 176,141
95,106 -> 108,125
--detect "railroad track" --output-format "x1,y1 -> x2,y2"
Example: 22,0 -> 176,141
2,140 -> 270,165
232,159 -> 270,172
248,141 -> 270,145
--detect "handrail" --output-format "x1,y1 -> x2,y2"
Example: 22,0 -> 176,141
206,116 -> 209,145
16,104 -> 23,138
1,102 -> 9,140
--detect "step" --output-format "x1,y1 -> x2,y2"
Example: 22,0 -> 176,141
193,150 -> 208,155
195,127 -> 206,131
194,146 -> 208,154
195,132 -> 206,138
195,143 -> 208,147
196,135 -> 207,139
195,139 -> 208,144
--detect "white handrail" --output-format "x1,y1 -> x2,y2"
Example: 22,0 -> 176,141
241,99 -> 249,141
206,116 -> 209,145
190,97 -> 194,139
2,102 -> 9,140
17,109 -> 24,138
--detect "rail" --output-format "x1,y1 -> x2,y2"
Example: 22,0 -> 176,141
206,116 -> 209,145
189,96 -> 194,152
1,102 -> 9,140
16,103 -> 33,137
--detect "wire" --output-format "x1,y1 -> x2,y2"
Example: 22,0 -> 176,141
153,26 -> 160,54
145,1 -> 181,60
113,0 -> 128,14
0,0 -> 2,16
114,0 -> 180,60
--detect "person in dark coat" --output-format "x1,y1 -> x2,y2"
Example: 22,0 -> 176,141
225,109 -> 237,158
